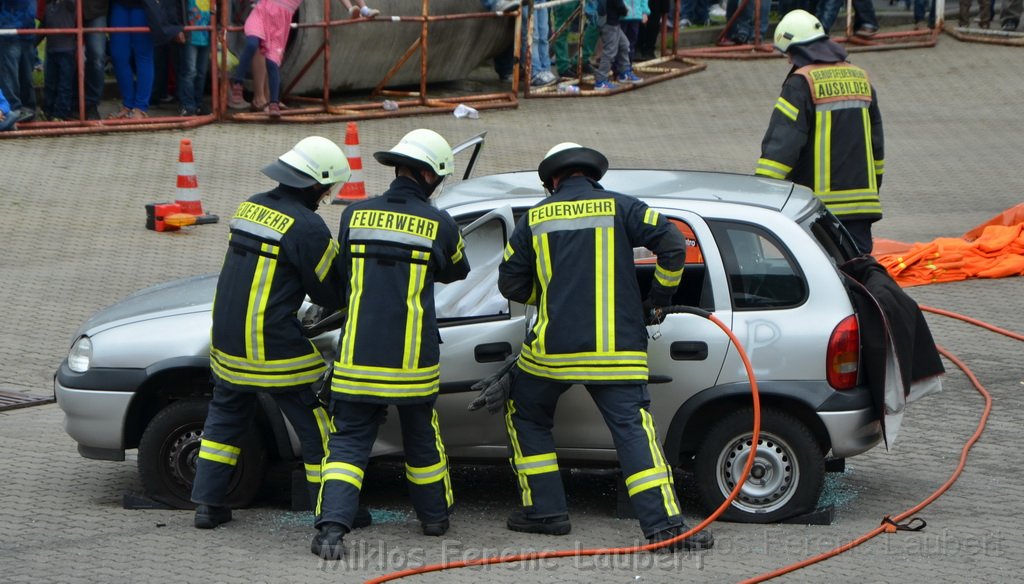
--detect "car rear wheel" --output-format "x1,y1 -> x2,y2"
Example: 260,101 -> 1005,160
137,399 -> 266,509
694,407 -> 824,523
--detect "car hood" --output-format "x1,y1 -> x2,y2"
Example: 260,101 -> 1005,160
77,273 -> 217,337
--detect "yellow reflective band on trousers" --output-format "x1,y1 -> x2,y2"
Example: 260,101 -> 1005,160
210,347 -> 327,388
245,242 -> 279,361
305,462 -> 322,484
504,400 -> 533,507
404,250 -> 428,370
513,452 -> 559,476
594,226 -> 615,353
198,438 -> 241,466
625,465 -> 673,497
430,408 -> 455,507
406,459 -> 448,485
518,344 -> 648,382
339,245 -> 366,366
314,239 -> 340,283
322,461 -> 364,490
640,409 -> 681,517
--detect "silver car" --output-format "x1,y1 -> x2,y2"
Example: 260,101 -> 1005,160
55,139 -> 882,523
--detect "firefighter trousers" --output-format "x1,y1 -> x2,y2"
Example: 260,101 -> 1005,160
191,383 -> 332,513
316,399 -> 453,529
506,372 -> 684,538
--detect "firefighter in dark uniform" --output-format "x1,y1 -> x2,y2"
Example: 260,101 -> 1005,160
496,143 -> 714,550
313,129 -> 471,559
192,136 -> 365,531
755,9 -> 885,255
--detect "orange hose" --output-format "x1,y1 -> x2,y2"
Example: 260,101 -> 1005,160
739,306 -> 1006,583
364,312 -> 760,584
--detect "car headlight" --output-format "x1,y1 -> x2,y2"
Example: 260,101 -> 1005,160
68,336 -> 93,373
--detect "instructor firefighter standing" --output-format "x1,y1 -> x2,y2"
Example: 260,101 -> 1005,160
314,129 -> 470,560
496,143 -> 713,550
755,9 -> 885,255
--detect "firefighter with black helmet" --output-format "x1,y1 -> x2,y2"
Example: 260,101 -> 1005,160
313,129 -> 470,560
495,143 -> 714,551
756,9 -> 885,255
192,136 -> 372,534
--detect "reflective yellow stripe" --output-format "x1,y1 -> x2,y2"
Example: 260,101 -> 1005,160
404,251 -> 428,369
314,240 -> 339,282
431,409 -> 454,507
774,96 -> 799,122
315,409 -> 336,517
245,242 -> 279,360
815,110 -> 830,193
198,438 -> 241,466
862,109 -> 876,192
451,235 -> 465,264
595,226 -> 615,353
513,452 -> 559,476
210,347 -> 327,388
640,409 -> 680,516
755,158 -> 791,180
340,245 -> 365,365
533,233 -> 553,354
625,465 -> 672,497
322,461 -> 364,489
875,159 -> 885,174
643,208 -> 660,226
305,462 -> 322,484
406,459 -> 448,485
518,344 -> 648,382
654,265 -> 683,288
503,242 -> 514,261
505,400 -> 533,507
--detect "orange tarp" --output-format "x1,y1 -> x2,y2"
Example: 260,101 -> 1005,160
873,203 -> 1024,287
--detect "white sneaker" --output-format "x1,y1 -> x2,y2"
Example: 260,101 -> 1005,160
531,70 -> 558,87
680,18 -> 693,28
360,6 -> 380,18
709,3 -> 726,17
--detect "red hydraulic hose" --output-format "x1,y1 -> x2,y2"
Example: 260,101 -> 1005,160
364,307 -> 761,584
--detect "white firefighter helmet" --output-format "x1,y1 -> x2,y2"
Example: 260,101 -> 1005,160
262,136 -> 352,188
373,129 -> 455,177
773,9 -> 827,52
537,142 -> 609,189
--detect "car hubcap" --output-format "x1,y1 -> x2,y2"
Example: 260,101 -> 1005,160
166,427 -> 202,489
716,432 -> 798,514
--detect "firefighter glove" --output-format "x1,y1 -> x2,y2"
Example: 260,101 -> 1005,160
643,293 -> 670,325
468,354 -> 518,414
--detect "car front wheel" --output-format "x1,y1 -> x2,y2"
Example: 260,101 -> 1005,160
137,399 -> 266,509
694,407 -> 824,523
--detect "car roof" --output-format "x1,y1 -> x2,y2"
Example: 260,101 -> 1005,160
437,169 -> 806,216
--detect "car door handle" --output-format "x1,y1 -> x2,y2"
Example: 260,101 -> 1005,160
670,341 -> 708,361
474,342 -> 512,363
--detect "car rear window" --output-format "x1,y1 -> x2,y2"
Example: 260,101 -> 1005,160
708,220 -> 807,310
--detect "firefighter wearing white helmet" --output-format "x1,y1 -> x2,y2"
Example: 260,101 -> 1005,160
756,9 -> 885,254
314,129 -> 470,559
194,136 -> 375,535
494,143 -> 713,551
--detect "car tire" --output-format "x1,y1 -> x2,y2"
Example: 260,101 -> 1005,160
137,399 -> 266,509
693,407 -> 824,523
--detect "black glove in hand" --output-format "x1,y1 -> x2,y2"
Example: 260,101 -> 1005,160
642,297 -> 666,325
468,354 -> 518,414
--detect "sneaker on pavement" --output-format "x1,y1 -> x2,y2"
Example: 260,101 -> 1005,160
507,510 -> 571,535
854,26 -> 878,37
228,82 -> 249,109
422,518 -> 450,536
268,102 -> 282,118
194,505 -> 232,529
360,6 -> 380,18
16,109 -> 35,123
178,107 -> 197,117
85,104 -> 101,120
531,70 -> 558,87
709,3 -> 726,17
130,108 -> 148,119
593,79 -> 618,90
106,105 -> 131,119
311,523 -> 346,560
349,5 -> 361,18
647,524 -> 714,552
617,70 -> 642,83
1002,19 -> 1019,31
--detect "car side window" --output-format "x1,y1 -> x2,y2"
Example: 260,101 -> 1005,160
708,220 -> 807,310
634,217 -> 713,310
435,215 -> 511,322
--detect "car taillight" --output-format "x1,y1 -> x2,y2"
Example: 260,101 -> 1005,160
827,315 -> 859,390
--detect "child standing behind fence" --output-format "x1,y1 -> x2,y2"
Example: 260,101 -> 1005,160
40,0 -> 76,120
177,0 -> 211,116
595,0 -> 642,90
228,0 -> 303,118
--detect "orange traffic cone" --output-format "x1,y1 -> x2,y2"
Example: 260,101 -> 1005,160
333,122 -> 368,204
174,139 -> 219,224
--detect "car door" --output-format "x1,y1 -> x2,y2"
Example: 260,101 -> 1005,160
372,205 -> 523,457
551,209 -> 735,453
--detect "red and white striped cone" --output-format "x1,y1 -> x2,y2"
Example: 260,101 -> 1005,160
333,122 -> 368,203
173,139 -> 219,224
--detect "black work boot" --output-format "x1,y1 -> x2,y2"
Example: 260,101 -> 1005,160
506,510 -> 571,535
647,524 -> 715,552
353,506 -> 373,529
421,518 -> 450,537
311,522 -> 347,560
194,505 -> 232,529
